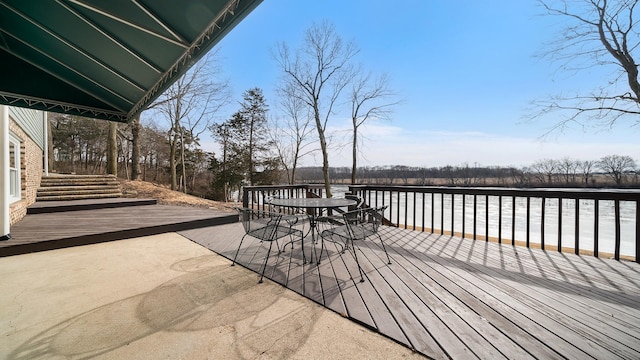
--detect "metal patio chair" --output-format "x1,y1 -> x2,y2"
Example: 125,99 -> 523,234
317,194 -> 365,228
232,207 -> 304,283
320,205 -> 391,282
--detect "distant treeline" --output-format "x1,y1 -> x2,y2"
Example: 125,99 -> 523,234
294,157 -> 639,188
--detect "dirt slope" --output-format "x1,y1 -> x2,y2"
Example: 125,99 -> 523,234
119,179 -> 236,212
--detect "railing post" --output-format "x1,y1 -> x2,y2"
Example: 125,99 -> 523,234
636,201 -> 640,263
242,187 -> 249,208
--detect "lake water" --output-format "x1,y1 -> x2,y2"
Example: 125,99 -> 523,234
332,185 -> 636,257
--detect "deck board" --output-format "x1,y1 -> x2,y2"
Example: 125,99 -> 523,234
2,203 -> 236,257
180,222 -> 640,359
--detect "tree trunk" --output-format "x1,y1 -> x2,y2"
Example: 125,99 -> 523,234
47,117 -> 54,172
107,122 -> 117,176
180,128 -> 187,193
351,126 -> 358,184
318,126 -> 332,198
130,115 -> 141,180
170,137 -> 177,190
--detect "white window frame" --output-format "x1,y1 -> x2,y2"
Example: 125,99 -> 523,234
8,133 -> 21,203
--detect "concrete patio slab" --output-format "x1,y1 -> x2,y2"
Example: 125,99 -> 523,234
0,232 -> 423,359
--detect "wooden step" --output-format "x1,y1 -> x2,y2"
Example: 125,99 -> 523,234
36,174 -> 123,202
37,189 -> 122,197
36,193 -> 122,201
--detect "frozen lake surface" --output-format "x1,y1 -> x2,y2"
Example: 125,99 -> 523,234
332,185 -> 637,258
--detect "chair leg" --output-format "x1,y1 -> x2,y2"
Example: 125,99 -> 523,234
232,234 -> 248,266
351,239 -> 365,282
259,241 -> 274,283
377,233 -> 392,265
318,235 -> 326,265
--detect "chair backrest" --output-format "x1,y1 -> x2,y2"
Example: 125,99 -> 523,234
236,207 -> 282,238
366,205 -> 388,233
345,194 -> 365,209
341,205 -> 388,240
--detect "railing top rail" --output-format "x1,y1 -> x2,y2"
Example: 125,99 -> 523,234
243,184 -> 326,191
348,184 -> 640,200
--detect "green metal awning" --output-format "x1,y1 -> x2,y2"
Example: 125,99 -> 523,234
0,0 -> 261,122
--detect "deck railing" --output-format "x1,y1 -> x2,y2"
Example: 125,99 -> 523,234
242,184 -> 640,263
242,184 -> 326,211
350,185 -> 640,262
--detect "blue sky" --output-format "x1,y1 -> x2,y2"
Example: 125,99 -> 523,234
202,0 -> 639,168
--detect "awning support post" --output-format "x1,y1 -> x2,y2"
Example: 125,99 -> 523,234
1,105 -> 10,240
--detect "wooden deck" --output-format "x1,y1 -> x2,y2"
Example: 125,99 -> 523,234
180,222 -> 640,359
1,200 -> 237,257
5,200 -> 640,359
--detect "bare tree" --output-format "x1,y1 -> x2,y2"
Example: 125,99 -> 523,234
531,158 -> 558,185
348,71 -> 398,184
557,157 -> 579,184
598,154 -> 636,184
272,82 -> 317,184
536,0 -> 640,131
577,159 -> 597,185
274,21 -> 359,197
107,122 -> 117,175
151,53 -> 229,191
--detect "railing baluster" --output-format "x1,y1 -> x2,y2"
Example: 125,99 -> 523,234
485,195 -> 489,242
473,194 -> 477,240
615,199 -> 621,260
636,201 -> 640,263
541,197 -> 546,250
526,197 -> 530,248
594,199 -> 599,257
451,194 -> 455,236
404,191 -> 409,230
431,192 -> 435,234
421,192 -> 426,232
511,196 -> 516,245
575,199 -> 580,255
413,192 -> 417,231
440,193 -> 445,235
462,194 -> 466,239
558,198 -> 563,252
498,196 -> 502,244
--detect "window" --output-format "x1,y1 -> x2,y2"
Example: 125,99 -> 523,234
8,134 -> 20,202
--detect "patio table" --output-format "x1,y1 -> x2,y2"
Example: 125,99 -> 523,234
269,197 -> 356,264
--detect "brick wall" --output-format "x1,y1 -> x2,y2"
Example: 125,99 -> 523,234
9,118 -> 43,225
